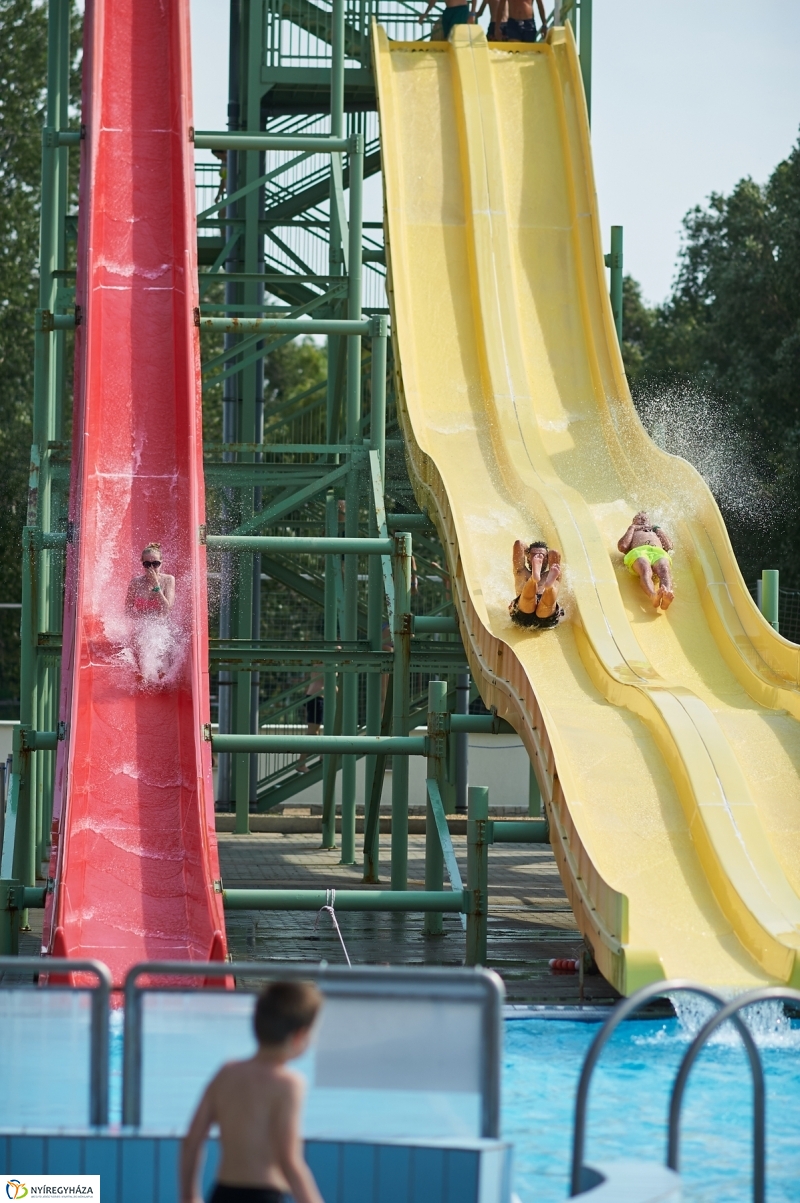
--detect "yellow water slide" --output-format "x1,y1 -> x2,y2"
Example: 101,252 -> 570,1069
374,22 -> 800,994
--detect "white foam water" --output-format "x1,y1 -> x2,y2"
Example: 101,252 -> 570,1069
669,992 -> 800,1051
635,382 -> 773,527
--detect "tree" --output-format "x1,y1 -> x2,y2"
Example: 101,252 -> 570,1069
626,132 -> 800,586
0,0 -> 82,713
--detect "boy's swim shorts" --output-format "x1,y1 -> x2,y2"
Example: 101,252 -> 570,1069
210,1187 -> 286,1203
623,545 -> 672,575
442,4 -> 469,36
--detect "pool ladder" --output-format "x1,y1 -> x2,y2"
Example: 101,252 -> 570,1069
570,979 -> 800,1202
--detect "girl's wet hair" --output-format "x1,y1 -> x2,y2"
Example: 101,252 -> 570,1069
142,542 -> 162,558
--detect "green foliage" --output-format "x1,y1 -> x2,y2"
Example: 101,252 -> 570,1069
625,133 -> 800,586
0,0 -> 82,712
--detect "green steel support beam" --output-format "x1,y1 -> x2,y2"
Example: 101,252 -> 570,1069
195,132 -> 351,153
207,535 -> 393,555
604,225 -> 623,346
368,449 -> 395,630
466,785 -> 489,967
212,734 -> 427,755
426,777 -> 467,932
223,888 -> 468,913
363,324 -> 388,879
198,316 -> 370,336
579,0 -> 592,123
322,491 -> 339,849
761,569 -> 779,632
412,615 -> 457,634
391,534 -> 412,890
424,682 -> 447,936
529,762 -> 543,817
449,713 -> 514,735
488,819 -> 549,843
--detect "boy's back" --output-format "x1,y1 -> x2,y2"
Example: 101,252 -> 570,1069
180,981 -> 324,1203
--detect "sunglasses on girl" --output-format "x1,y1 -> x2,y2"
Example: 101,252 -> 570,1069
143,560 -> 161,568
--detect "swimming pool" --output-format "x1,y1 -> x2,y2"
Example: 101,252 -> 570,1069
504,1005 -> 800,1202
4,986 -> 800,1200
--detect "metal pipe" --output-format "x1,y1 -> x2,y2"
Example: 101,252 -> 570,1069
450,713 -> 513,735
413,615 -> 458,633
488,819 -> 548,843
391,534 -> 412,890
455,673 -> 469,814
606,225 -> 623,346
340,486 -> 359,864
425,682 -> 448,936
198,316 -> 372,336
223,888 -> 468,912
194,132 -> 351,153
761,569 -> 779,632
330,0 -> 345,139
370,321 -> 387,473
364,331 -> 386,877
668,987 -> 787,1203
338,127 -> 365,864
341,122 -> 364,863
207,535 -> 393,555
213,734 -> 427,755
322,492 -> 338,850
529,763 -> 542,817
386,514 -> 434,531
569,981 -> 757,1197
18,730 -> 59,751
466,785 -> 489,965
579,0 -> 592,123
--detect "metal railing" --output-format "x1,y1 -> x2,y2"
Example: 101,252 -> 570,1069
122,960 -> 503,1135
0,957 -> 111,1126
570,979 -> 766,1201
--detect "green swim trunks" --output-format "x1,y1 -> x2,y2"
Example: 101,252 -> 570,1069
624,545 -> 672,574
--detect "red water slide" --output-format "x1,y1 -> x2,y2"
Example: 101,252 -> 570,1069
43,0 -> 227,983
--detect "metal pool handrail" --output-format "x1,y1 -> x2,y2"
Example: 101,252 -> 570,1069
569,978 -> 760,1197
122,960 -> 504,1134
0,956 -> 112,1126
668,986 -> 800,1203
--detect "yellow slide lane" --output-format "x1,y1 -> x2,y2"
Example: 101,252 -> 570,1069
374,23 -> 800,993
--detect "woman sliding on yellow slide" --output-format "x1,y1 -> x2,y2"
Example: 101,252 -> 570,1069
509,540 -> 564,630
617,511 -> 675,610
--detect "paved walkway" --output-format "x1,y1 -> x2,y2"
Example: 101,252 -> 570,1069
11,826 -> 618,1004
220,829 -> 618,1004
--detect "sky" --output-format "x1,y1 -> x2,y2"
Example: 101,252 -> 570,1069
189,0 -> 800,306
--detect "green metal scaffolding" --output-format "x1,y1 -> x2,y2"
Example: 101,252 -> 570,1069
1,0 -> 599,959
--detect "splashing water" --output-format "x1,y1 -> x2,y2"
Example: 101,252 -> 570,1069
669,992 -> 800,1050
634,382 -> 773,527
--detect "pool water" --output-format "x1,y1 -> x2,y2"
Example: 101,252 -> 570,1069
503,1005 -> 800,1202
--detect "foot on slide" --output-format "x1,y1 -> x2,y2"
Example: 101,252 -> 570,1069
660,588 -> 675,610
542,548 -> 562,589
651,587 -> 662,609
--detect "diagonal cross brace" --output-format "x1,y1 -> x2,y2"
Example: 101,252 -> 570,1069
227,460 -> 352,539
330,152 -> 349,272
427,778 -> 467,931
369,449 -> 395,631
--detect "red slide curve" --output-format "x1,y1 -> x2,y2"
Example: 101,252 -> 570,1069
43,0 -> 227,983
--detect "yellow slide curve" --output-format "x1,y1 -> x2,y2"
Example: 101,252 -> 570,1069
375,22 -> 800,994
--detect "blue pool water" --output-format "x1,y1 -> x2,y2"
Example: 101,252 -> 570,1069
503,1005 -> 800,1202
6,993 -> 800,1200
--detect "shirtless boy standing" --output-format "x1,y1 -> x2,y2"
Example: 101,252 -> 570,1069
617,511 -> 675,610
180,981 -> 324,1203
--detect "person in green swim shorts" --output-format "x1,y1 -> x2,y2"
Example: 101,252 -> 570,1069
419,0 -> 476,39
617,512 -> 675,610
